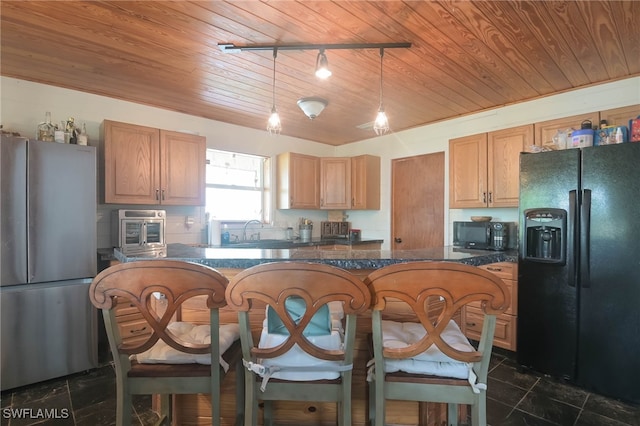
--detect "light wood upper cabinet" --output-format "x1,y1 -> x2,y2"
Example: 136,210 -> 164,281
599,104 -> 640,128
320,155 -> 381,210
104,120 -> 205,205
449,133 -> 487,208
277,153 -> 380,210
160,130 -> 206,205
277,152 -> 320,209
534,113 -> 599,149
488,124 -> 532,207
449,124 -> 531,208
320,157 -> 351,209
351,155 -> 380,210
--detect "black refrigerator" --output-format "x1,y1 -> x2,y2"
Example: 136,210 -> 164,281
518,142 -> 640,404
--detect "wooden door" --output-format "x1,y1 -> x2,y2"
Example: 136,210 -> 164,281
391,152 -> 444,250
104,120 -> 160,204
487,124 -> 532,207
160,130 -> 206,206
449,133 -> 487,208
320,157 -> 351,209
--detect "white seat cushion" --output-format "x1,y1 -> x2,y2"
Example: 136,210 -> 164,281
380,319 -> 474,379
134,322 -> 240,370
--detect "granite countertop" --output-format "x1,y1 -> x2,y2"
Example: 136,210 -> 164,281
113,243 -> 517,270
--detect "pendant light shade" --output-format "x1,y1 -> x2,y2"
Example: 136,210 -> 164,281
315,49 -> 332,79
266,48 -> 281,135
373,48 -> 390,136
297,97 -> 328,119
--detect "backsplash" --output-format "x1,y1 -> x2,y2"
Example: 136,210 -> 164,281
97,204 -> 206,249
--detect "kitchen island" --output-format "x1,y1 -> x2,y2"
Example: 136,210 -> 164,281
113,242 -> 516,268
111,244 -> 516,426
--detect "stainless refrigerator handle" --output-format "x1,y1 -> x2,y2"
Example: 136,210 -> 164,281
581,189 -> 592,288
568,190 -> 577,287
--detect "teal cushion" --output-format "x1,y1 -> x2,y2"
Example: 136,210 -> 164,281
267,296 -> 331,336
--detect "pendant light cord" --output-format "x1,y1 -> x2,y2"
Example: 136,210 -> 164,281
378,48 -> 384,109
272,48 -> 278,108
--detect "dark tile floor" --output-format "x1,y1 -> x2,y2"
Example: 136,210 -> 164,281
1,350 -> 638,426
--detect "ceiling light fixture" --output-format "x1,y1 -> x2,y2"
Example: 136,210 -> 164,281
373,48 -> 390,136
267,48 -> 281,135
315,49 -> 331,79
297,97 -> 328,119
219,42 -> 411,135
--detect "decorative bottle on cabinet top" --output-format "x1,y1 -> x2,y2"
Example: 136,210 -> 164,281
77,123 -> 88,146
36,111 -> 55,142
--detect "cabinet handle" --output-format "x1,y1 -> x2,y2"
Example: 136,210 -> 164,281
486,267 -> 502,271
466,322 -> 477,327
482,192 -> 486,203
130,326 -> 147,333
488,192 -> 493,203
155,189 -> 160,200
352,198 -> 355,207
320,198 -> 324,206
161,189 -> 165,200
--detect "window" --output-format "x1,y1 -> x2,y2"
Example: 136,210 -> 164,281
205,149 -> 270,222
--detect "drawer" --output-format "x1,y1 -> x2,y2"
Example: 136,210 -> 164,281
113,298 -> 142,317
478,262 -> 517,280
118,316 -> 152,340
463,306 -> 517,351
468,278 -> 517,315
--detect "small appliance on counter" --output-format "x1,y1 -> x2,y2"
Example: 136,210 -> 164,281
320,221 -> 350,239
453,220 -> 516,251
112,209 -> 166,255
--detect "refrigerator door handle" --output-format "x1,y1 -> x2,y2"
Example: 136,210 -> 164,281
581,189 -> 592,288
568,190 -> 577,287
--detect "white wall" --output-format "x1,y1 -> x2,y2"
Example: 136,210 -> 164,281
2,76 -> 639,249
0,77 -> 335,248
336,77 -> 640,247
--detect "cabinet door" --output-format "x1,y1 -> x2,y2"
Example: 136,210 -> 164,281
488,124 -> 532,207
534,113 -> 599,149
320,157 -> 351,209
449,133 -> 487,208
351,155 -> 380,210
160,130 -> 206,206
277,152 -> 320,209
599,104 -> 640,127
104,120 -> 160,204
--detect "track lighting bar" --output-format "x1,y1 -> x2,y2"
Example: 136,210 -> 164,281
218,42 -> 411,53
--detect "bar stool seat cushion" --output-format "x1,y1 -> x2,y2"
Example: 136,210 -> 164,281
379,319 -> 473,379
257,327 -> 343,381
135,321 -> 240,370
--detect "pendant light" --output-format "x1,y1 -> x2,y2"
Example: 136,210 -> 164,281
373,48 -> 390,136
315,49 -> 332,79
267,48 -> 282,135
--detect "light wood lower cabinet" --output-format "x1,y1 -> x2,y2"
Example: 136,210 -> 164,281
113,299 -> 153,345
462,261 -> 518,351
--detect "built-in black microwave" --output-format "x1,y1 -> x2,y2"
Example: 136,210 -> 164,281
453,221 -> 516,251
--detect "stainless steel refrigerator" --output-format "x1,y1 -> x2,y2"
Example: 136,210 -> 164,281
518,142 -> 640,404
1,136 -> 98,391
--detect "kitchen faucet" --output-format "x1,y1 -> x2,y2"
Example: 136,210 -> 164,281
242,219 -> 262,241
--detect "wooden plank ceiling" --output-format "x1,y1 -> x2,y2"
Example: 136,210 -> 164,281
1,1 -> 638,146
